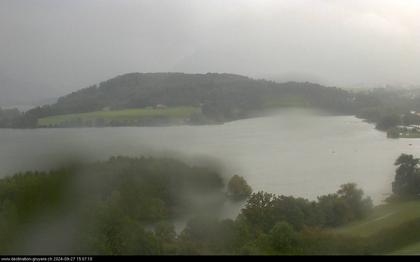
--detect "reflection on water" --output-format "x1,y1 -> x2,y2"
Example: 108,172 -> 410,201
1,109 -> 419,204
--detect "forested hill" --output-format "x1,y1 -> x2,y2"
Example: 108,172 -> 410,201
2,73 -> 356,128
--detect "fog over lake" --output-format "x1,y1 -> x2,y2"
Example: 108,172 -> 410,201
1,109 -> 418,204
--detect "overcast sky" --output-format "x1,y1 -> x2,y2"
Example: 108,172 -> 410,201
1,0 -> 420,105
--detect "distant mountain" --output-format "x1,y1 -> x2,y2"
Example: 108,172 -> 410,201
2,72 -> 357,128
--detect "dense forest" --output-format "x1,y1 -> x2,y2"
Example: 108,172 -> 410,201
0,154 -> 418,255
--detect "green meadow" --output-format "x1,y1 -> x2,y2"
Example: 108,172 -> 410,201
332,201 -> 420,237
38,106 -> 199,127
330,200 -> 420,254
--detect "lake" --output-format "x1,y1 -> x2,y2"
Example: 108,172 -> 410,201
1,109 -> 419,205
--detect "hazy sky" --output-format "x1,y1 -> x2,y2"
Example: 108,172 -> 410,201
1,0 -> 420,105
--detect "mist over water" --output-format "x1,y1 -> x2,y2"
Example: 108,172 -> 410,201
2,0 -> 420,255
1,109 -> 418,205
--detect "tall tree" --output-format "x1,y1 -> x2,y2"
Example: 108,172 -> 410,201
392,154 -> 420,197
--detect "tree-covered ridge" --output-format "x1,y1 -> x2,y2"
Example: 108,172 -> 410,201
3,72 -> 420,131
4,72 -> 420,130
1,73 -> 357,128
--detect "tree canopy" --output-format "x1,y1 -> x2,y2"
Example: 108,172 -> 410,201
227,175 -> 252,200
0,156 -> 375,255
392,154 -> 420,198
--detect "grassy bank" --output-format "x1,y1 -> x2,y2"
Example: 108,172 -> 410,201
329,200 -> 420,254
332,201 -> 420,237
37,106 -> 199,127
390,241 -> 420,255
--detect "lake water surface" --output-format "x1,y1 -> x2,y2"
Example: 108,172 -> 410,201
1,109 -> 419,205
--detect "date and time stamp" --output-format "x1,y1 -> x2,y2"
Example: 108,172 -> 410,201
1,257 -> 93,262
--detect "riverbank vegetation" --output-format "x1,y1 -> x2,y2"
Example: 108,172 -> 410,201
2,154 -> 420,255
0,156 -> 372,255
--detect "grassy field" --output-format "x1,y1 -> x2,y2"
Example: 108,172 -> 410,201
38,106 -> 199,127
389,241 -> 420,255
332,201 -> 420,237
331,200 -> 420,254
